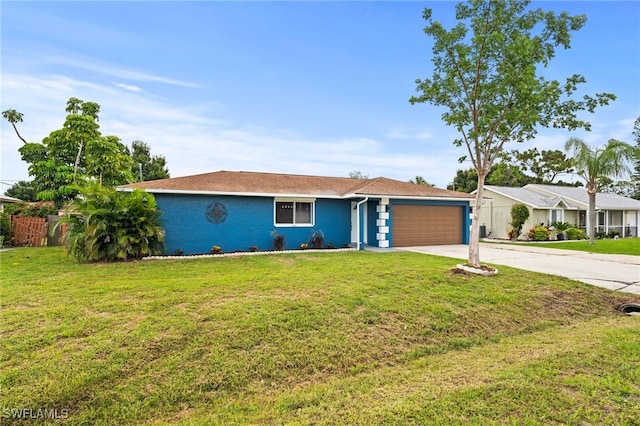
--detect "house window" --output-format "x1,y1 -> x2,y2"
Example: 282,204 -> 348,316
274,200 -> 314,226
550,209 -> 563,224
597,211 -> 605,232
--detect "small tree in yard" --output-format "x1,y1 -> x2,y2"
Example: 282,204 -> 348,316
60,183 -> 165,262
410,0 -> 615,268
509,203 -> 529,240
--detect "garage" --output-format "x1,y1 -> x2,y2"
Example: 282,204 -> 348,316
392,205 -> 463,246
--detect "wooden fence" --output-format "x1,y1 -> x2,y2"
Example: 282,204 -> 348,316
10,216 -> 67,247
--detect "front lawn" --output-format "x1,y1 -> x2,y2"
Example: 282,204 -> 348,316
1,248 -> 639,425
513,237 -> 640,255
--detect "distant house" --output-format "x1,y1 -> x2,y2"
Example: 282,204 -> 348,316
475,184 -> 640,239
118,170 -> 473,254
0,195 -> 22,213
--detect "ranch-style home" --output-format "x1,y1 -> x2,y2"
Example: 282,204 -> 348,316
119,170 -> 473,255
475,184 -> 640,239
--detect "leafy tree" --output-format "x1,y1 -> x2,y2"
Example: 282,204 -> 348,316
509,203 -> 530,240
448,168 -> 479,192
4,181 -> 36,201
348,171 -> 369,179
1,109 -> 27,143
597,176 -> 635,197
409,176 -> 436,186
3,98 -> 135,207
564,137 -> 637,245
130,140 -> 170,182
486,161 -> 532,187
59,183 -> 165,262
512,148 -> 574,183
85,135 -> 134,186
410,0 -> 615,267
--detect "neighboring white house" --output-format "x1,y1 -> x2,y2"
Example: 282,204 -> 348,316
474,184 -> 640,239
0,195 -> 22,213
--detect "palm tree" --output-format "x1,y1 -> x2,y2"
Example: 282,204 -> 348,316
564,138 -> 638,244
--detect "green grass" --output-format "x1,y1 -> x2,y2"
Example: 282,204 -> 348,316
511,237 -> 640,255
1,247 -> 639,425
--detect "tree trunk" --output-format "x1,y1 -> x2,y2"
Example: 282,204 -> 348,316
73,140 -> 84,183
468,174 -> 486,267
588,187 -> 596,245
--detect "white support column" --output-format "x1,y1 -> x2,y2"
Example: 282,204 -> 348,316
376,198 -> 390,248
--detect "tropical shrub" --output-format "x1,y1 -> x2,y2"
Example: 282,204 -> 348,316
0,211 -> 11,247
309,229 -> 325,249
532,226 -> 549,241
566,227 -> 586,240
60,183 -> 165,262
509,204 -> 530,240
271,230 -> 285,251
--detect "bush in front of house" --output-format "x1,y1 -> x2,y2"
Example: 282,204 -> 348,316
309,230 -> 325,249
566,228 -> 586,240
271,230 -> 285,251
60,183 -> 165,262
509,203 -> 530,240
528,226 -> 549,241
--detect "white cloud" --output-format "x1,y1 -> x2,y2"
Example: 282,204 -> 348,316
45,54 -> 201,88
113,82 -> 143,92
2,72 -> 449,188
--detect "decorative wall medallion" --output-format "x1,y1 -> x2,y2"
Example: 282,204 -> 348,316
205,202 -> 228,224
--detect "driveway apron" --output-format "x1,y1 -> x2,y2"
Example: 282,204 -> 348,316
400,243 -> 640,295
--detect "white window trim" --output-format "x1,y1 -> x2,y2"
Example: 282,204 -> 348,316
274,198 -> 315,227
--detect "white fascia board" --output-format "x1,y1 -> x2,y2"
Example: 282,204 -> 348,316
347,193 -> 473,202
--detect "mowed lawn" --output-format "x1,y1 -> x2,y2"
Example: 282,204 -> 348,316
1,248 -> 639,425
503,237 -> 640,256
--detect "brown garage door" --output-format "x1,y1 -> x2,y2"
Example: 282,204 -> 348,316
392,205 -> 463,246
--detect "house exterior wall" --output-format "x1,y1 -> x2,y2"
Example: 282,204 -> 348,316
154,194 -> 352,254
366,199 -> 379,247
478,190 -> 561,239
476,191 -> 532,239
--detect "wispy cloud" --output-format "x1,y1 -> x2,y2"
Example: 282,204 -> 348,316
1,72 -> 456,186
113,82 -> 143,92
387,128 -> 434,141
44,54 -> 201,88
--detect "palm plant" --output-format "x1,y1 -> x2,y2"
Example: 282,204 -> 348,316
60,182 -> 165,261
564,138 -> 638,245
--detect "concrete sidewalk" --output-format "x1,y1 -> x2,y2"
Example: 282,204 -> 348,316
399,243 -> 640,295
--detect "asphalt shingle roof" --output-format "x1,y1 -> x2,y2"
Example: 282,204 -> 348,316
526,184 -> 640,210
119,170 -> 472,199
483,184 -> 640,210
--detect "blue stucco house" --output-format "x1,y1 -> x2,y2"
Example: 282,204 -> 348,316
119,170 -> 473,254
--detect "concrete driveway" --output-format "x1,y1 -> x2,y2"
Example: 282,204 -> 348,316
400,243 -> 640,295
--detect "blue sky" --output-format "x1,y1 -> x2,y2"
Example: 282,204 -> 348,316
2,1 -> 639,191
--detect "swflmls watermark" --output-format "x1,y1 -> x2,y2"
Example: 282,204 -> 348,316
2,408 -> 69,420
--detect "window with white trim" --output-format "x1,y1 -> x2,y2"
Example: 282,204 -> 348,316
274,200 -> 314,226
550,209 -> 563,224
